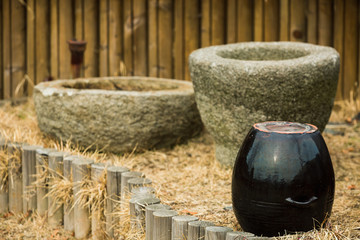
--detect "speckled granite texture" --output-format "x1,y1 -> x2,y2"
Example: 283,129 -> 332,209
33,77 -> 202,153
189,42 -> 340,166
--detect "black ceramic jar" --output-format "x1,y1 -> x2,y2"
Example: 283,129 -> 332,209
232,121 -> 335,237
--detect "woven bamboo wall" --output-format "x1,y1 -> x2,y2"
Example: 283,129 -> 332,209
1,0 -> 359,100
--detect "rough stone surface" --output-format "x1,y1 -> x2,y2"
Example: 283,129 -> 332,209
189,42 -> 340,166
33,77 -> 202,153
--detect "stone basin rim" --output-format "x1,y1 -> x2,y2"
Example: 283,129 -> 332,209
190,41 -> 339,67
34,76 -> 195,97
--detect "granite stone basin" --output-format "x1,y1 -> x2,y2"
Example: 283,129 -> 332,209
189,42 -> 340,165
33,77 -> 202,152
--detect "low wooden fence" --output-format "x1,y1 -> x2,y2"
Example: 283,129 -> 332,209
1,0 -> 360,101
0,139 -> 267,240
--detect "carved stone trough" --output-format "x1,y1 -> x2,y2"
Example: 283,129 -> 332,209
33,77 -> 202,152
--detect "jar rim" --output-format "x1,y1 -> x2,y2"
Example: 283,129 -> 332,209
253,121 -> 318,134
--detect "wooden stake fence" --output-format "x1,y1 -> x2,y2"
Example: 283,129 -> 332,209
0,141 -> 271,240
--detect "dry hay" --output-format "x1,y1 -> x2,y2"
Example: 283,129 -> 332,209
0,100 -> 359,239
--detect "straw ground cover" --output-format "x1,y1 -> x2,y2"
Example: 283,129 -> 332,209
0,100 -> 359,239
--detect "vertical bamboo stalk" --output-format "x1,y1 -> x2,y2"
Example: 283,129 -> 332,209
106,166 -> 129,238
333,0 -> 344,100
0,140 -> 8,213
35,0 -> 50,85
188,221 -> 215,240
120,171 -> 144,201
264,0 -> 280,41
109,0 -> 122,76
318,0 -> 332,46
131,197 -> 160,231
211,0 -> 225,45
201,0 -> 211,48
225,231 -> 255,239
36,148 -> 53,216
99,0 -> 109,77
153,210 -> 178,240
306,0 -> 317,44
124,0 -> 133,75
83,0 -> 99,78
148,0 -> 158,77
279,0 -> 289,41
0,0 -> 2,99
343,0 -> 359,100
26,0 -> 35,95
158,0 -> 173,78
2,0 -> 11,99
48,151 -> 66,227
8,143 -> 23,213
290,0 -> 306,42
11,0 -> 26,98
172,215 -> 199,240
72,158 -> 94,239
226,0 -> 236,44
237,0 -> 253,42
22,145 -> 41,213
91,163 -> 106,240
50,0 -> 59,79
205,226 -> 232,240
133,0 -> 147,76
59,0 -> 74,79
184,0 -> 199,80
75,0 -> 84,41
145,204 -> 172,240
173,0 -> 184,79
63,155 -> 81,232
254,0 -> 264,41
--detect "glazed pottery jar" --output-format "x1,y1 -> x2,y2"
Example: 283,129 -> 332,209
232,121 -> 335,237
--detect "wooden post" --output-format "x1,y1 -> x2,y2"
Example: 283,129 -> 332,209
106,166 -> 129,238
145,204 -> 172,240
129,194 -> 156,227
131,197 -> 160,230
63,155 -> 81,232
172,215 -> 199,240
8,143 -> 24,213
22,145 -> 42,213
72,158 -> 94,239
205,226 -> 233,240
153,210 -> 178,240
188,221 -> 215,240
226,231 -> 255,240
0,140 -> 8,213
36,148 -> 54,216
120,171 -> 144,201
127,177 -> 152,193
48,151 -> 66,227
91,163 -> 106,240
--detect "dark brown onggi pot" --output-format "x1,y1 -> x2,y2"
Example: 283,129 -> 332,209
232,121 -> 335,237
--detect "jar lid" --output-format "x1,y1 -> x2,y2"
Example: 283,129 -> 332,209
254,121 -> 317,134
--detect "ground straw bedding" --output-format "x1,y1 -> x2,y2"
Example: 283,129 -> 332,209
0,100 -> 359,239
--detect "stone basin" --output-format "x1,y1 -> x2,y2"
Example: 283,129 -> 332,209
33,77 -> 202,152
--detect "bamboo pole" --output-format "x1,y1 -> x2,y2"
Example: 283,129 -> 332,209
333,0 -> 344,100
290,0 -> 306,42
91,163 -> 106,240
58,0 -> 73,79
187,221 -> 215,240
211,0 -> 225,45
153,209 -> 178,240
148,0 -> 158,77
63,155 -> 81,232
2,0 -> 11,99
145,204 -> 172,240
306,0 -> 317,44
254,0 -> 264,41
127,177 -> 152,193
131,197 -> 160,230
99,0 -> 108,77
237,0 -> 253,42
26,0 -> 35,96
22,145 -> 42,213
226,0 -> 236,44
158,0 -> 173,78
109,0 -> 122,76
264,0 -> 279,41
205,226 -> 233,240
72,158 -> 94,239
172,215 -> 199,240
124,0 -> 133,75
50,0 -> 59,79
201,0 -> 210,48
8,143 -> 24,213
48,151 -> 66,227
318,0 -> 333,46
173,0 -> 184,80
225,231 -> 254,240
0,140 -> 8,213
106,166 -> 129,238
279,0 -> 289,41
121,171 -> 144,201
133,0 -> 147,76
36,148 -> 53,216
